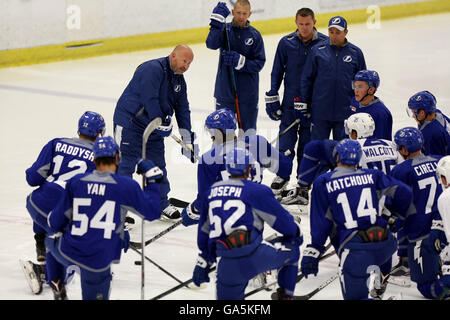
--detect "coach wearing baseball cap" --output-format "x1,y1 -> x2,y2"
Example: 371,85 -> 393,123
297,15 -> 366,141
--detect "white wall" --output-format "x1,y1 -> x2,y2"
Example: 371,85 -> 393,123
0,0 -> 426,51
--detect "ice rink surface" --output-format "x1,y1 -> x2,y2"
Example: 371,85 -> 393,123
1,12 -> 449,301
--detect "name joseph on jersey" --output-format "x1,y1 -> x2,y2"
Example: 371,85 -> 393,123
326,173 -> 374,193
208,186 -> 243,199
55,142 -> 94,161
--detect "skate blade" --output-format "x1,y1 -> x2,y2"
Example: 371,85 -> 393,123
187,282 -> 208,290
19,260 -> 42,294
387,276 -> 411,287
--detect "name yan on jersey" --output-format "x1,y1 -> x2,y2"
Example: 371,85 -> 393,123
55,142 -> 94,161
326,173 -> 374,193
87,183 -> 106,196
208,185 -> 243,199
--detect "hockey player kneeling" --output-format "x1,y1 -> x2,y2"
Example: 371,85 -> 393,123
192,147 -> 303,300
301,139 -> 412,300
45,137 -> 162,300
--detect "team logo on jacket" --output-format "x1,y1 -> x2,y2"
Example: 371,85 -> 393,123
343,55 -> 352,62
174,84 -> 181,92
245,38 -> 254,46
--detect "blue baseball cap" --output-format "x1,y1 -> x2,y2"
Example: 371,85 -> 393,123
328,16 -> 347,31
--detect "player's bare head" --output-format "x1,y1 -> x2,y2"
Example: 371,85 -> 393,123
296,8 -> 316,40
170,44 -> 194,74
232,0 -> 251,27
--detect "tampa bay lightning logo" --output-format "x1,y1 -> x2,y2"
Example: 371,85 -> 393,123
343,55 -> 352,62
174,84 -> 181,92
245,38 -> 254,46
416,95 -> 422,101
213,114 -> 220,120
332,17 -> 341,24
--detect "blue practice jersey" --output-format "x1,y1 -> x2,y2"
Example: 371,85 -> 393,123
197,178 -> 299,261
193,135 -> 292,209
48,170 -> 161,271
310,167 -> 412,254
206,22 -> 265,105
297,139 -> 338,187
390,154 -> 443,242
113,56 -> 192,132
357,138 -> 403,175
349,97 -> 393,140
26,137 -> 97,221
418,111 -> 450,156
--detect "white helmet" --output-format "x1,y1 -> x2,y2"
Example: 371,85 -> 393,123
436,155 -> 450,188
344,113 -> 375,139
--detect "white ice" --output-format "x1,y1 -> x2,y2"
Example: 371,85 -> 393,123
1,12 -> 449,300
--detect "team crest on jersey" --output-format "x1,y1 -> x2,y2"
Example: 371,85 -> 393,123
245,38 -> 254,46
343,55 -> 352,62
174,84 -> 181,92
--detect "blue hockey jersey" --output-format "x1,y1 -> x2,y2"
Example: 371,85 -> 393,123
206,22 -> 265,105
48,170 -> 161,271
193,135 -> 293,209
197,178 -> 298,261
390,154 -> 443,242
418,111 -> 450,156
26,137 -> 97,230
300,40 -> 366,122
269,29 -> 328,106
310,167 -> 412,255
113,56 -> 192,132
349,97 -> 393,140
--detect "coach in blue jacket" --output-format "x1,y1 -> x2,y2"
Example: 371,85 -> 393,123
113,44 -> 197,220
299,16 -> 366,141
206,1 -> 265,133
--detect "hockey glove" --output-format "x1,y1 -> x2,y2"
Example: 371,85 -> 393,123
210,2 -> 230,29
441,262 -> 450,288
294,97 -> 311,126
193,254 -> 213,287
265,91 -> 282,121
154,115 -> 173,137
427,220 -> 448,253
136,159 -> 164,183
181,131 -> 199,163
301,245 -> 321,278
181,202 -> 200,227
222,50 -> 246,70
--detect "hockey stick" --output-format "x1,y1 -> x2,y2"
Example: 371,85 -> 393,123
290,272 -> 340,300
224,23 -> 243,132
129,220 -> 183,249
128,198 -> 189,249
170,133 -> 200,162
140,117 -> 162,300
245,242 -> 334,298
150,266 -> 217,300
130,246 -> 188,289
269,119 -> 301,145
